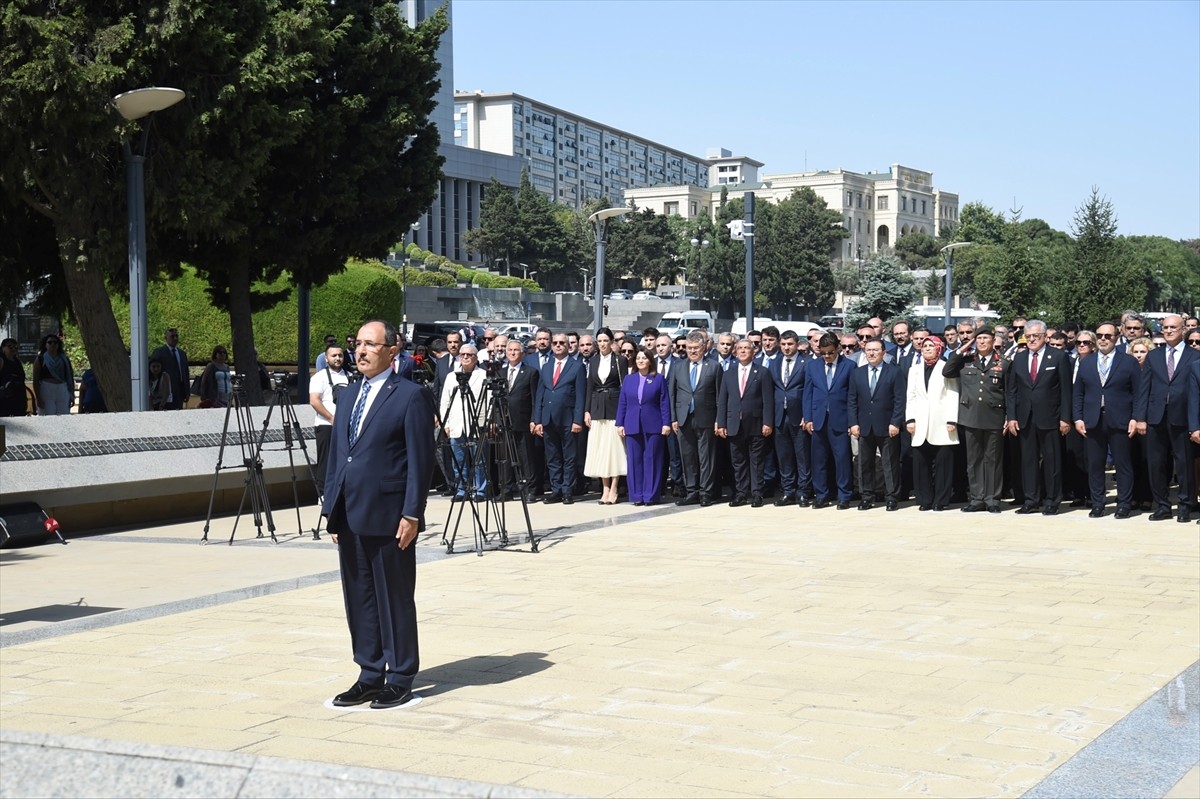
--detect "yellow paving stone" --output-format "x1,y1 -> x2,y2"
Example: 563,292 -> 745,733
242,715 -> 371,740
0,711 -> 110,737
81,719 -> 274,751
514,769 -> 638,798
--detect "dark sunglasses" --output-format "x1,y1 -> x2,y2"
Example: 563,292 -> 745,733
1095,333 -> 1116,339
1188,338 -> 1200,347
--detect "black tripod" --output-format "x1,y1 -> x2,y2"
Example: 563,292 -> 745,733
441,369 -> 536,555
201,374 -> 319,545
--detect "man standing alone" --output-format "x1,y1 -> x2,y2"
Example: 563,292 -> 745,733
150,327 -> 189,409
322,320 -> 434,710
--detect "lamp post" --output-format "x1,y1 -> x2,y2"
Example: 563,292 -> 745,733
939,241 -> 974,331
402,220 -> 419,339
112,87 -> 185,412
588,207 -> 631,331
688,236 -> 709,298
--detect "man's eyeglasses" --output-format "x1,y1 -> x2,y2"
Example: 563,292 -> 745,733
840,345 -> 858,352
483,336 -> 496,342
551,340 -> 568,346
1096,332 -> 1116,339
354,341 -> 388,351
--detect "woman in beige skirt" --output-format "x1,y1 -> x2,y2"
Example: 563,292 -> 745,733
584,327 -> 629,503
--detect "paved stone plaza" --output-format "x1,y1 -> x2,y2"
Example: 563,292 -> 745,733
1,497 -> 1197,797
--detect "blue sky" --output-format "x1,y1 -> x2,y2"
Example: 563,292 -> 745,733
451,0 -> 1199,240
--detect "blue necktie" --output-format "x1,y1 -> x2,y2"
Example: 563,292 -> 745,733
870,366 -> 878,397
689,363 -> 698,412
348,380 -> 371,447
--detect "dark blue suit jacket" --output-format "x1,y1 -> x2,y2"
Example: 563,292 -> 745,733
769,355 -> 806,427
717,361 -> 774,437
534,357 -> 586,428
1188,360 -> 1200,432
1072,349 -> 1142,430
803,356 -> 855,431
1134,343 -> 1199,427
848,361 -> 906,437
615,372 -> 670,435
322,371 -> 434,534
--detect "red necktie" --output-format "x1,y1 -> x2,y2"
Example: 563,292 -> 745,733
553,360 -> 563,387
1030,351 -> 1039,384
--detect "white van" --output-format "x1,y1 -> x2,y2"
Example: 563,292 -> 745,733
729,316 -> 776,337
912,306 -> 1000,332
658,311 -> 714,339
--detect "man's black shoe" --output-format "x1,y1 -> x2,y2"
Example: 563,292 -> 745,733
798,496 -> 813,507
961,503 -> 985,513
933,505 -> 947,511
1114,507 -> 1131,519
1178,512 -> 1192,523
729,495 -> 746,508
1089,508 -> 1105,518
774,495 -> 796,507
332,681 -> 383,707
1148,508 -> 1172,521
918,504 -> 932,511
812,499 -> 830,509
700,497 -> 713,507
987,505 -> 1001,514
751,495 -> 764,508
886,501 -> 899,511
562,495 -> 574,505
1015,504 -> 1037,515
369,685 -> 415,710
857,501 -> 874,511
676,495 -> 700,507
1042,506 -> 1058,516
836,501 -> 851,510
543,494 -> 563,505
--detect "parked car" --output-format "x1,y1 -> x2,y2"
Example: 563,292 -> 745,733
607,289 -> 633,300
631,290 -> 657,301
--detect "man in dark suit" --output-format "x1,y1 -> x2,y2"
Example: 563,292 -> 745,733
654,335 -> 684,496
1005,320 -> 1074,515
533,332 -> 586,504
669,332 -> 720,506
501,338 -> 539,500
322,319 -> 434,710
803,332 -> 856,509
149,327 -> 189,410
716,339 -> 774,507
521,328 -> 553,498
849,339 -> 905,510
770,330 -> 810,506
944,326 -> 1009,513
1133,314 -> 1198,522
1074,322 -> 1142,518
1188,358 -> 1200,450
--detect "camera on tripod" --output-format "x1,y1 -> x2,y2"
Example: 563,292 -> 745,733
482,357 -> 507,398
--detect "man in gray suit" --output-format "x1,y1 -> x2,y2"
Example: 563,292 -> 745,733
670,331 -> 720,507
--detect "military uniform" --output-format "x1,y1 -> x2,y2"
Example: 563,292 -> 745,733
943,349 -> 1009,511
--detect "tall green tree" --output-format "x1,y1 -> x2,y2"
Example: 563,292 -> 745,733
465,177 -> 520,271
844,253 -> 915,328
894,231 -> 941,271
1051,187 -> 1142,326
953,202 -> 1007,246
607,208 -> 676,287
515,169 -> 569,278
973,212 -> 1046,323
760,188 -> 843,317
1124,235 -> 1200,313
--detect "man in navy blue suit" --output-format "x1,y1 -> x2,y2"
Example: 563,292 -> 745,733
848,339 -> 905,511
533,332 -> 586,504
322,319 -> 434,710
716,339 -> 774,507
770,330 -> 809,506
1073,322 -> 1142,518
1188,358 -> 1200,449
1133,314 -> 1198,522
803,332 -> 856,509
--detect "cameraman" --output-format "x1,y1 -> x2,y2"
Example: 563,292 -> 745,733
309,344 -> 350,499
438,344 -> 489,499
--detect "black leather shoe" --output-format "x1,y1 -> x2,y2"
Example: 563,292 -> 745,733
332,681 -> 383,707
676,494 -> 700,506
857,501 -> 874,511
543,494 -> 562,505
729,496 -> 746,508
918,504 -> 932,512
836,501 -> 850,510
562,495 -> 574,505
369,684 -> 415,710
1178,512 -> 1191,523
1042,506 -> 1058,516
987,505 -> 1001,513
1114,507 -> 1131,519
812,499 -> 830,509
961,503 -> 985,513
774,495 -> 796,507
933,505 -> 947,511
1015,504 -> 1037,514
1148,508 -> 1172,521
700,497 -> 713,507
1088,508 -> 1105,518
751,495 -> 764,508
798,496 -> 813,507
886,501 -> 898,511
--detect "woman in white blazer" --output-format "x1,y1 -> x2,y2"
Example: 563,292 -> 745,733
906,336 -> 960,510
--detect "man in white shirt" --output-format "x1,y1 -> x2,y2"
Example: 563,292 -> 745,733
439,345 -> 489,499
309,344 -> 350,499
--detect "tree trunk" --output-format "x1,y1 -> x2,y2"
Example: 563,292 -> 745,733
57,237 -> 133,412
226,259 -> 263,406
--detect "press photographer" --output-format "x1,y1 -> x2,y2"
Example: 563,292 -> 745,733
438,345 -> 489,500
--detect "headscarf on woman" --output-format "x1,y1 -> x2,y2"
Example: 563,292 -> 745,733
922,335 -> 946,365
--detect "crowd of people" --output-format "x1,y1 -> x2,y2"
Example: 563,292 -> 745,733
308,311 -> 1200,524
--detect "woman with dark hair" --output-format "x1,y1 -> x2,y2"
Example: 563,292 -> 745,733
583,327 -> 628,504
198,345 -> 232,407
148,357 -> 171,410
1,338 -> 29,416
32,334 -> 74,415
615,346 -> 671,505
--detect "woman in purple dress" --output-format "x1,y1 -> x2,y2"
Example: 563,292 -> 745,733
615,347 -> 671,505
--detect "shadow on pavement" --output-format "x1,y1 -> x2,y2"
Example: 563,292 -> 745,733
414,651 -> 554,698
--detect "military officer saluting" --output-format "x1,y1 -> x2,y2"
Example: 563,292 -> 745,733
943,326 -> 1009,513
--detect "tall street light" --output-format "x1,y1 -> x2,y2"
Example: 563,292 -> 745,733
939,241 -> 974,331
113,87 -> 185,412
403,220 -> 419,339
588,206 -> 630,332
688,236 -> 709,298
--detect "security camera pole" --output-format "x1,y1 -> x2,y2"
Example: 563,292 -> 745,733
588,207 -> 631,331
